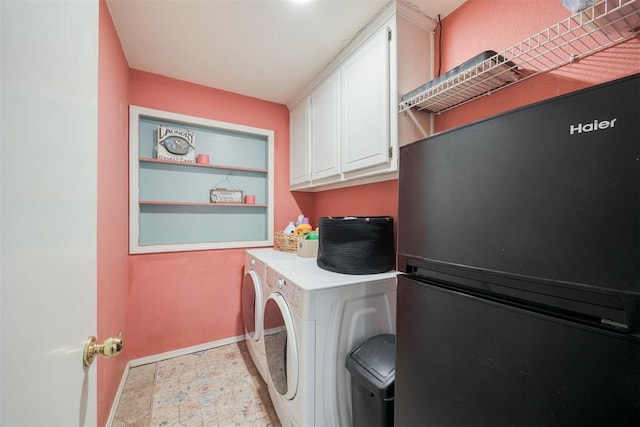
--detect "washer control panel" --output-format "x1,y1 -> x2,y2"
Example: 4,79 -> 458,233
245,254 -> 267,281
266,267 -> 302,315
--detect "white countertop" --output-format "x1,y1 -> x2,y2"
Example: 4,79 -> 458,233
268,257 -> 398,291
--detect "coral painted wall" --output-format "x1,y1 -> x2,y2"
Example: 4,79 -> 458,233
126,71 -> 304,360
311,180 -> 399,223
97,0 -> 130,424
311,180 -> 399,242
434,0 -> 640,131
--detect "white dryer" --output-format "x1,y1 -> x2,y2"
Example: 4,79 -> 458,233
263,258 -> 397,427
242,248 -> 304,382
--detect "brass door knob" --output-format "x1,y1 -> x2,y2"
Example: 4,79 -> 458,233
83,333 -> 124,367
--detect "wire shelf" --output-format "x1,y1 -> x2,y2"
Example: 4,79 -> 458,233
399,0 -> 640,114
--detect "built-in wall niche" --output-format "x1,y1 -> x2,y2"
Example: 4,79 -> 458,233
129,105 -> 274,254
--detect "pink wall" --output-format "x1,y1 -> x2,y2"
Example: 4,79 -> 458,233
97,0 -> 130,425
311,180 -> 399,236
126,71 -> 304,359
434,0 -> 640,131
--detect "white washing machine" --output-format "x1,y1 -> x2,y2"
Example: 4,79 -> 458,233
242,248 -> 305,382
263,257 -> 397,427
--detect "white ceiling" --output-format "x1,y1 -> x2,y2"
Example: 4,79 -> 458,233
106,0 -> 465,106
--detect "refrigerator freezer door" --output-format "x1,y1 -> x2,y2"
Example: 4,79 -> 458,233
398,74 -> 640,295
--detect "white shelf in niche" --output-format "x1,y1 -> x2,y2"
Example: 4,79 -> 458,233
130,105 -> 275,254
139,157 -> 268,173
139,200 -> 268,207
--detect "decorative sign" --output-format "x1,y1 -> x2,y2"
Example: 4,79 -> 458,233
210,188 -> 243,203
156,125 -> 196,162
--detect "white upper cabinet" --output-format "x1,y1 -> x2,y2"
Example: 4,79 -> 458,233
341,25 -> 390,174
288,0 -> 434,191
310,70 -> 341,181
289,98 -> 310,186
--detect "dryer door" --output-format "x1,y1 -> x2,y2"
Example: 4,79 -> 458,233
242,270 -> 263,341
264,292 -> 299,400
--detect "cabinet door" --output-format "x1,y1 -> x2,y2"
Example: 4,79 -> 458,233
289,99 -> 310,186
341,25 -> 390,173
310,71 -> 341,180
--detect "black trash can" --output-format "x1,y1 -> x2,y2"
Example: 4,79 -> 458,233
345,334 -> 396,427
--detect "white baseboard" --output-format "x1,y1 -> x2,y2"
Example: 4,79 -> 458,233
106,361 -> 131,427
128,334 -> 246,367
106,334 -> 246,426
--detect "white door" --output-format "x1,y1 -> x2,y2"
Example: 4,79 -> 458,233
341,24 -> 391,173
242,270 -> 263,341
263,293 -> 299,400
310,70 -> 341,181
289,99 -> 310,186
1,1 -> 98,425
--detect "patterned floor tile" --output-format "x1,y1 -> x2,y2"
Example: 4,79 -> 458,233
112,341 -> 280,426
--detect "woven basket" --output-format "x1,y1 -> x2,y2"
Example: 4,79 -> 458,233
274,232 -> 298,253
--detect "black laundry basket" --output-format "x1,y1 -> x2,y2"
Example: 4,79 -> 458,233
346,334 -> 396,427
317,216 -> 394,275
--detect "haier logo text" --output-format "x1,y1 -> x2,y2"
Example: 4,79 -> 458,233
569,118 -> 617,135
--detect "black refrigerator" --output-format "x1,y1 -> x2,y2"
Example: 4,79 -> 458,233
396,74 -> 640,426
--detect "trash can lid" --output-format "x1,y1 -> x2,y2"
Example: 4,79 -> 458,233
345,334 -> 395,398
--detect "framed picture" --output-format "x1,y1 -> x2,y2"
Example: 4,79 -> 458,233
156,125 -> 196,162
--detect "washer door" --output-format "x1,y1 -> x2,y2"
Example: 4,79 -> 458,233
242,270 -> 263,341
264,292 -> 299,400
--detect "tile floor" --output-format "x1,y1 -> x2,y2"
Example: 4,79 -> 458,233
112,341 -> 281,426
